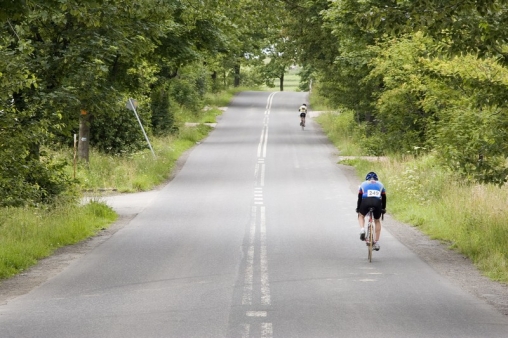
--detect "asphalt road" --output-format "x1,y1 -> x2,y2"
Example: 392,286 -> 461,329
0,91 -> 507,337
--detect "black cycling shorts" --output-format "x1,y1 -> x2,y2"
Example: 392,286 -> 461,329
359,197 -> 382,219
300,113 -> 306,118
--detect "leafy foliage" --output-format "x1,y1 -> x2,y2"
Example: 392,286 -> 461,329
282,0 -> 508,185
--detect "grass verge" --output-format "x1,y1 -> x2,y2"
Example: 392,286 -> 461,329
315,111 -> 363,155
0,202 -> 116,279
74,124 -> 211,193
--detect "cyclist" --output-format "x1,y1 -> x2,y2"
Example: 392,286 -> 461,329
356,171 -> 386,251
299,103 -> 308,127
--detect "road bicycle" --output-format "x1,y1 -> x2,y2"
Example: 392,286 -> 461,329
365,208 -> 385,262
366,207 -> 375,262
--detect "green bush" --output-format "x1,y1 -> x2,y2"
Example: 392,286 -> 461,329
151,85 -> 176,135
90,104 -> 149,155
0,123 -> 77,207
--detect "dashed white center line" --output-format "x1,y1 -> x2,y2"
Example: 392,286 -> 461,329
242,92 -> 277,338
260,206 -> 271,305
246,311 -> 267,317
261,323 -> 273,338
257,128 -> 265,158
240,324 -> 250,338
242,206 -> 257,305
262,127 -> 268,158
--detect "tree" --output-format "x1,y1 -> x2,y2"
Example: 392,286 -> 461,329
259,30 -> 297,91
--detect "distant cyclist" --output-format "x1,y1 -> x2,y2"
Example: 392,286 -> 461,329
299,103 -> 308,127
356,171 -> 386,251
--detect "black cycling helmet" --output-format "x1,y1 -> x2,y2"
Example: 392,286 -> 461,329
365,171 -> 378,181
302,103 -> 307,106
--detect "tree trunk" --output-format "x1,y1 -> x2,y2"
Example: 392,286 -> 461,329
211,71 -> 218,92
279,72 -> 284,91
234,64 -> 241,87
78,110 -> 91,163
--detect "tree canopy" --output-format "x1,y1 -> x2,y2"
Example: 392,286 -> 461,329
2,0 -> 508,206
280,0 -> 508,185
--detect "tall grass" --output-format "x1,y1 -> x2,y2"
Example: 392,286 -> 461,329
72,125 -> 212,192
309,85 -> 333,111
0,202 -> 116,279
316,111 -> 363,155
313,83 -> 508,283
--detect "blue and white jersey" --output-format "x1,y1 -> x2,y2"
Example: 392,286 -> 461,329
359,180 -> 386,199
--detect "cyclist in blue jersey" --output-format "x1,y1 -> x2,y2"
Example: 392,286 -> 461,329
356,171 -> 386,251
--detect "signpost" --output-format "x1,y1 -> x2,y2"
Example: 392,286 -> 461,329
126,98 -> 156,158
73,133 -> 77,178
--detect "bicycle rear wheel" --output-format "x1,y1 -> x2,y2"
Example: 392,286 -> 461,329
367,223 -> 374,262
367,210 -> 374,262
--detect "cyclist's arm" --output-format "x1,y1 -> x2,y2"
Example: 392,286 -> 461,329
381,194 -> 386,210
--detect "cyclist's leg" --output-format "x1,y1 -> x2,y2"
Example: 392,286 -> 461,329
374,218 -> 382,242
372,200 -> 382,242
358,200 -> 370,240
358,213 -> 366,241
358,199 -> 370,229
357,213 -> 365,229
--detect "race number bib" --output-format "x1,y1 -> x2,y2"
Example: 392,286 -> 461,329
367,189 -> 381,198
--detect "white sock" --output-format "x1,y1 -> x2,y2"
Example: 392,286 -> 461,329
360,228 -> 365,233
